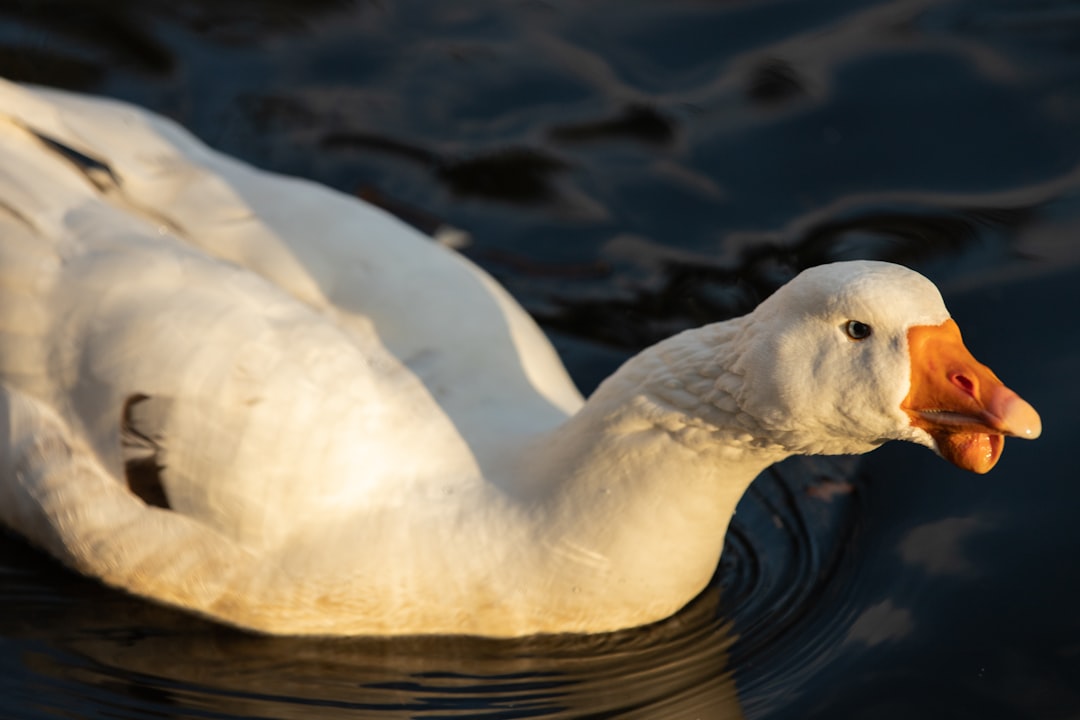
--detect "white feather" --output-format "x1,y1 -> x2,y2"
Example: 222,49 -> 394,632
0,79 -> 968,636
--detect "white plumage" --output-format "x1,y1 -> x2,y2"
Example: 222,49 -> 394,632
0,80 -> 1040,636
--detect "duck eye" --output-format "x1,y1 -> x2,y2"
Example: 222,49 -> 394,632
844,320 -> 872,341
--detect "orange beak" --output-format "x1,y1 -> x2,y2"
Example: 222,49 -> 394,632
902,319 -> 1041,474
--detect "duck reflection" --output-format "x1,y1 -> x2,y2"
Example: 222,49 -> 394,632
1,536 -> 743,719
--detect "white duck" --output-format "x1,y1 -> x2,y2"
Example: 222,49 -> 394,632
0,79 -> 1040,637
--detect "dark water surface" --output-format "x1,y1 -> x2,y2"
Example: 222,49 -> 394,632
1,1 -> 1078,717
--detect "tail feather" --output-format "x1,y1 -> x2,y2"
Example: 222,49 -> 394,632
0,383 -> 258,624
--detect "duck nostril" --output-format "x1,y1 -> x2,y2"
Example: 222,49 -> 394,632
951,373 -> 976,397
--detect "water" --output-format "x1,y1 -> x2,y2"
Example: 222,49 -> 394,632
1,0 -> 1078,716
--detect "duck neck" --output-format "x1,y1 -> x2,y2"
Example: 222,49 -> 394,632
513,317 -> 791,630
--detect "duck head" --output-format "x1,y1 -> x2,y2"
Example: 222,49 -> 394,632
733,261 -> 1040,472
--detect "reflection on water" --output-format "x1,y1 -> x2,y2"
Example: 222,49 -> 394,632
0,533 -> 741,719
1,0 -> 1079,717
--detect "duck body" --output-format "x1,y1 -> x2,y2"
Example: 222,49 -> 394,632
0,80 -> 1041,636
